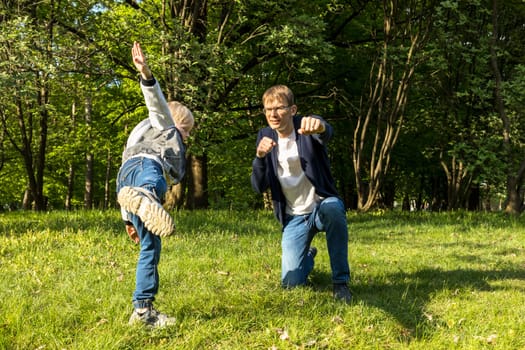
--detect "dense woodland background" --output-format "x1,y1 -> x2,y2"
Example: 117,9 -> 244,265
0,0 -> 524,213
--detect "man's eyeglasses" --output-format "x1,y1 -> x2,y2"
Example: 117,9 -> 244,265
262,106 -> 291,115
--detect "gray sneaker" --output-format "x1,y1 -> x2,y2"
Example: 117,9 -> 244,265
118,186 -> 174,237
128,306 -> 176,328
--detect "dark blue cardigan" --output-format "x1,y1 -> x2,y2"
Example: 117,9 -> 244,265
251,115 -> 341,227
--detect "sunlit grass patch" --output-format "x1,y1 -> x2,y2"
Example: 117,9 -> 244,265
1,210 -> 524,349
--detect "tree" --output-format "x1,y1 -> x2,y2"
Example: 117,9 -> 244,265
396,0 -> 508,211
3,0 -> 522,215
490,0 -> 525,214
0,2 -> 57,210
109,0 -> 342,210
351,0 -> 433,211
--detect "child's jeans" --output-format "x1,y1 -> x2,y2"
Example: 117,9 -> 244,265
117,156 -> 167,305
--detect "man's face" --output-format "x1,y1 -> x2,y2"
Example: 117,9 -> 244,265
263,97 -> 296,136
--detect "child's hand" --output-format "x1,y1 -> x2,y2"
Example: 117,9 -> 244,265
131,41 -> 152,80
125,224 -> 139,244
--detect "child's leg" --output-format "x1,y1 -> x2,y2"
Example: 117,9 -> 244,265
117,157 -> 174,237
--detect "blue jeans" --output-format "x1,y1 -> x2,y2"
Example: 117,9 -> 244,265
117,157 -> 167,307
281,197 -> 350,287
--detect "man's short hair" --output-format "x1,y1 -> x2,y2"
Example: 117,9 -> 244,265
262,85 -> 295,106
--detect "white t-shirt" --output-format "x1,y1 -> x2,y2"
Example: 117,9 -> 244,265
277,130 -> 320,215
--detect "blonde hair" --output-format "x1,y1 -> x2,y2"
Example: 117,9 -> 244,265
262,85 -> 295,106
167,101 -> 194,132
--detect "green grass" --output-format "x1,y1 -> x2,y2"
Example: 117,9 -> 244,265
1,209 -> 524,349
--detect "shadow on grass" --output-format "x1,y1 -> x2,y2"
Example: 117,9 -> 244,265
312,266 -> 525,340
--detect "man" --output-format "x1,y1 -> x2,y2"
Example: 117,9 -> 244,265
116,42 -> 194,327
251,84 -> 352,303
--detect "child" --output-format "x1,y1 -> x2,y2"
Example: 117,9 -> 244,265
116,42 -> 194,327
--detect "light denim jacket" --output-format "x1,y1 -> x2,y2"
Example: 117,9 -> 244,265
122,77 -> 186,186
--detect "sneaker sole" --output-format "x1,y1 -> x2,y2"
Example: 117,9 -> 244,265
118,186 -> 174,237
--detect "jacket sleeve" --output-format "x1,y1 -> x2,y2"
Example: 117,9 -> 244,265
140,77 -> 175,131
250,131 -> 270,194
251,156 -> 269,194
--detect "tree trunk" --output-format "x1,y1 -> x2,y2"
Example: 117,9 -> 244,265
84,95 -> 93,209
353,0 -> 429,211
165,183 -> 184,210
440,155 -> 472,210
65,100 -> 77,210
84,152 -> 93,209
186,154 -> 208,209
65,164 -> 75,210
161,0 -> 210,210
502,160 -> 525,214
104,150 -> 112,210
489,0 -> 525,214
23,188 -> 31,210
504,178 -> 522,214
34,79 -> 49,211
11,71 -> 49,211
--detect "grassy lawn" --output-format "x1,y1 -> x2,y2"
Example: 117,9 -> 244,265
0,209 -> 524,349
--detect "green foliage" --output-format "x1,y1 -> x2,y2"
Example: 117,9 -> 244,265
390,0 -> 512,208
0,0 -> 524,212
0,159 -> 26,208
1,210 -> 525,348
502,64 -> 525,143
